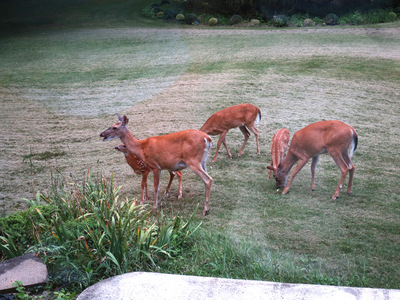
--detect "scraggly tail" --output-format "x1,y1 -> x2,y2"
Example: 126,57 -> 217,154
255,108 -> 261,125
349,131 -> 358,158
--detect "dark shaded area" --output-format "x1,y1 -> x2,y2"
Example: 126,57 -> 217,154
0,0 -> 147,33
183,0 -> 400,18
1,0 -> 399,32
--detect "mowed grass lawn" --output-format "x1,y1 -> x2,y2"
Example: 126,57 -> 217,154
0,7 -> 399,288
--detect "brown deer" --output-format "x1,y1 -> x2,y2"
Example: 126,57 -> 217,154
100,114 -> 213,215
115,144 -> 183,204
267,128 -> 290,180
200,103 -> 261,162
271,120 -> 358,200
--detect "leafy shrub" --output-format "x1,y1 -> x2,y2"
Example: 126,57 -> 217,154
208,17 -> 218,26
142,4 -> 160,18
163,9 -> 177,20
362,9 -> 390,24
388,11 -> 397,21
325,13 -> 339,25
157,11 -> 164,18
303,18 -> 314,27
184,13 -> 198,24
339,11 -> 364,25
230,14 -> 243,25
312,16 -> 324,26
273,14 -> 288,27
0,204 -> 55,259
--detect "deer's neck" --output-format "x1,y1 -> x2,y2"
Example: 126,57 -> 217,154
120,130 -> 144,160
281,150 -> 298,175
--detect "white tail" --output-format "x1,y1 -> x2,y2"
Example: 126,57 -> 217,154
200,103 -> 261,162
115,144 -> 183,204
267,128 -> 290,179
273,120 -> 358,200
100,114 -> 213,216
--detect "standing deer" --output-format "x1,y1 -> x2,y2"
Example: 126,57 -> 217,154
267,128 -> 290,180
115,144 -> 183,204
271,120 -> 358,200
200,103 -> 261,162
100,114 -> 213,216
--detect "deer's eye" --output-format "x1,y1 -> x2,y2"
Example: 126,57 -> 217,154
113,127 -> 117,130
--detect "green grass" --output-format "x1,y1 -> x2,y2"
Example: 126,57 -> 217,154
0,0 -> 400,294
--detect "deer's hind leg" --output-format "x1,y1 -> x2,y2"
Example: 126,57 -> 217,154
238,125 -> 251,156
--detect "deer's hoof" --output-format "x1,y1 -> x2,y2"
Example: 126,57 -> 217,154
203,209 -> 209,216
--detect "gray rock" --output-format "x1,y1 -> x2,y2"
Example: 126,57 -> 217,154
77,272 -> 400,300
0,253 -> 48,293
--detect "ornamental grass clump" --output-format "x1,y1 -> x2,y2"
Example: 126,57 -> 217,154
176,14 -> 185,21
208,17 -> 218,26
303,18 -> 314,27
1,172 -> 200,292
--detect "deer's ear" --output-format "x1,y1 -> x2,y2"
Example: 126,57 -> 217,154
117,113 -> 123,122
122,115 -> 129,125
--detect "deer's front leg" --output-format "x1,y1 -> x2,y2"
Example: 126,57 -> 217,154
282,159 -> 309,195
214,131 -> 230,162
152,169 -> 161,208
140,170 -> 150,204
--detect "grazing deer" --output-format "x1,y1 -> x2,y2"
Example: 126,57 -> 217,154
200,103 -> 261,162
115,144 -> 183,204
267,128 -> 290,180
100,114 -> 213,216
271,120 -> 358,200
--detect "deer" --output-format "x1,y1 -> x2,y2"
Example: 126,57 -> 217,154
199,103 -> 261,162
100,114 -> 213,216
114,144 -> 183,204
267,128 -> 290,180
270,120 -> 358,200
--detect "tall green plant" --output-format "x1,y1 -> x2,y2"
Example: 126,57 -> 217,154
24,171 -> 200,290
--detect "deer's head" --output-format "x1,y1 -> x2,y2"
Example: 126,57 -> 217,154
114,144 -> 129,157
273,163 -> 288,190
100,114 -> 129,141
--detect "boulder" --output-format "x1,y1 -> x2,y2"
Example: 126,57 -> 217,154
0,253 -> 47,293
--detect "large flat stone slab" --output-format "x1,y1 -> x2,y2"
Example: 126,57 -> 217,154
0,253 -> 48,293
77,272 -> 400,300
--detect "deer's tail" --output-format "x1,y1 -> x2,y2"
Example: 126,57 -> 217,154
255,108 -> 261,125
349,130 -> 358,158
